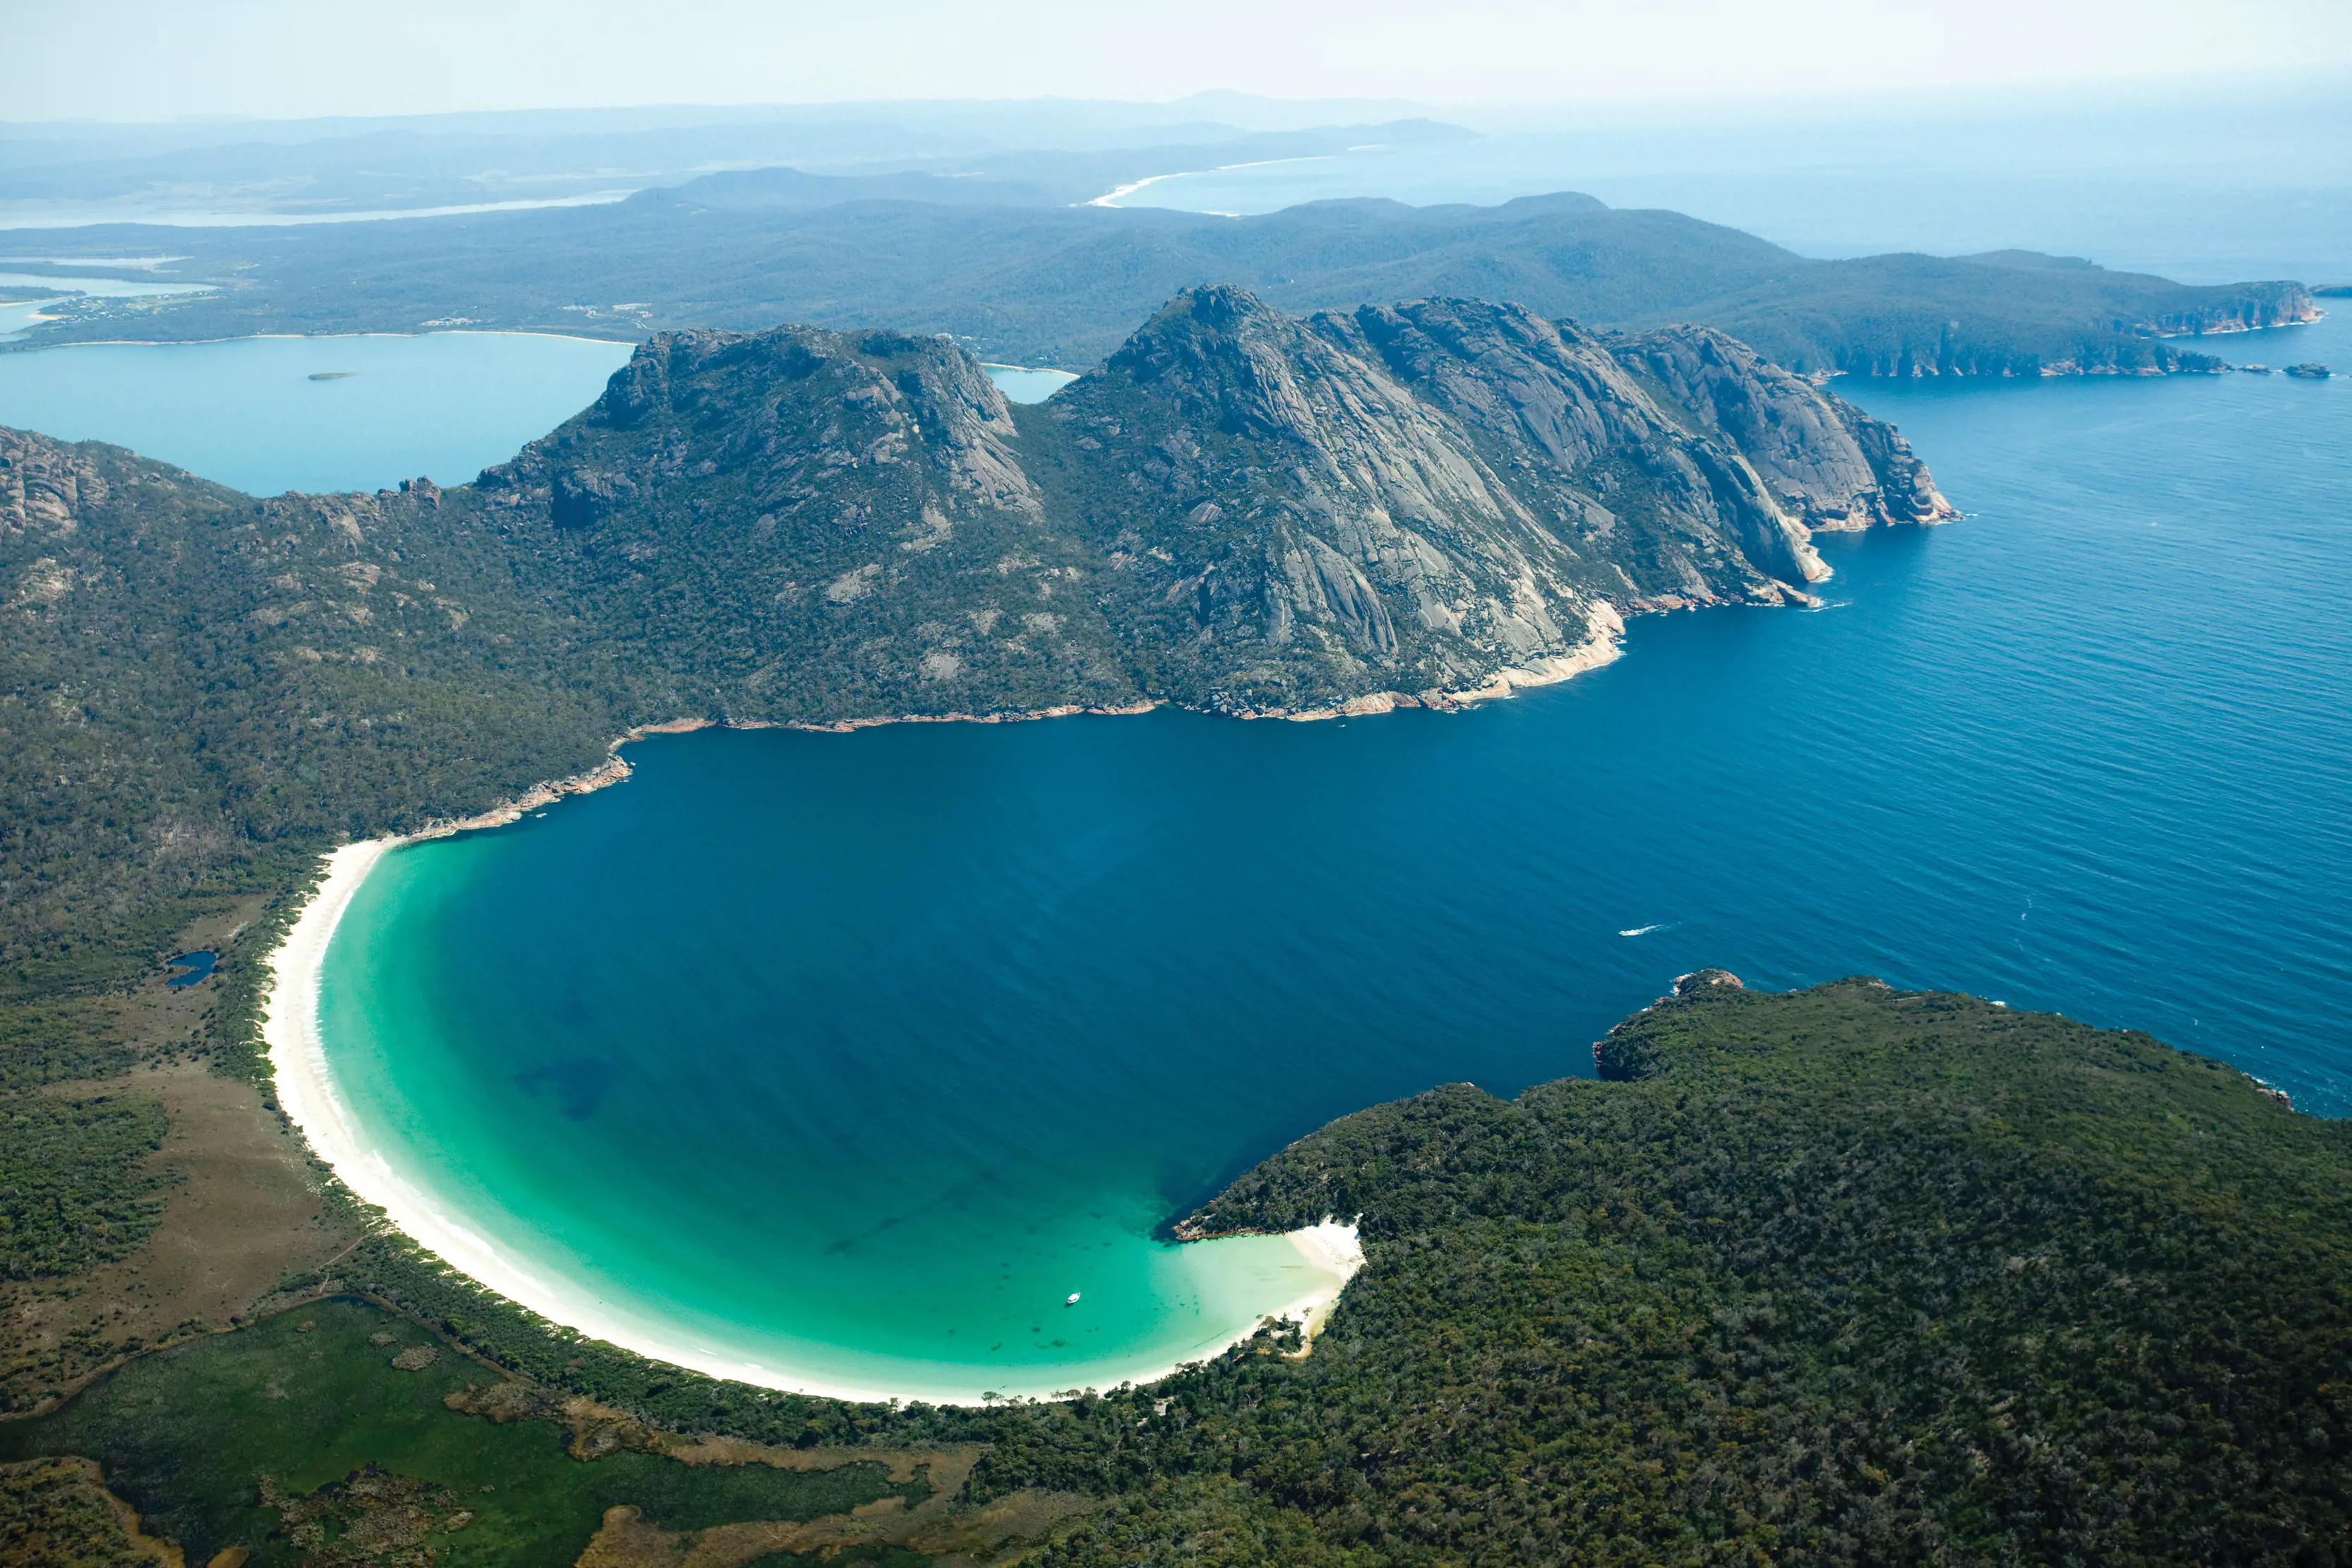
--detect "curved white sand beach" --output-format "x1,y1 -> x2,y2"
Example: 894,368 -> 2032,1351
261,838 -> 1365,1405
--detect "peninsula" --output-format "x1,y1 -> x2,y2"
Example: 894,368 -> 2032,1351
3,284 -> 1950,974
9,187 -> 2315,379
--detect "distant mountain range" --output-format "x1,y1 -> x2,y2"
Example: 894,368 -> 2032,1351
9,175 -> 2310,378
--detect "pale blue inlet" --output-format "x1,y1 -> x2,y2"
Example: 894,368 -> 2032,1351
0,331 -> 634,494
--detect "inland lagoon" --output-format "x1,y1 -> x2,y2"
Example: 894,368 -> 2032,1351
0,331 -> 1065,496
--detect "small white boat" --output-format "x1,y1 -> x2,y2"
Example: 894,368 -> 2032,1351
1065,1292 -> 1081,1306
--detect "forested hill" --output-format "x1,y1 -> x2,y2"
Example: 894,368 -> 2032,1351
12,186 -> 2314,376
976,974 -> 2352,1565
2,288 -> 1947,978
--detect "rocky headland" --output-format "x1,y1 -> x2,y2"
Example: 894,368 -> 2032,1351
467,285 -> 1952,718
1,288 -> 1950,952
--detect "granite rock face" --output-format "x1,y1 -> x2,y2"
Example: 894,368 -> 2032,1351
462,287 -> 1955,717
1607,324 -> 1956,530
475,325 -> 1133,718
0,429 -> 109,539
1023,289 -> 1916,710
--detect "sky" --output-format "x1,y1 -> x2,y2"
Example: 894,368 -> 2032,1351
13,0 -> 2352,122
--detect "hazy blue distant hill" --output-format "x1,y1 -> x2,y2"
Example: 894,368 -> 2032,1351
13,186 -> 2308,378
0,102 -> 1464,222
661,121 -> 1479,211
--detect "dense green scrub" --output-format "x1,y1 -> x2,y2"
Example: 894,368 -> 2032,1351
952,978 -> 2352,1565
0,1002 -> 168,1288
1,433 -> 633,1334
0,447 -> 631,992
0,1298 -> 919,1565
0,1094 -> 167,1281
0,1456 -> 157,1567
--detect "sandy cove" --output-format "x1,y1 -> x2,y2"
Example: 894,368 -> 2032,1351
251,615 -> 1652,1404
259,861 -> 1364,1404
257,710 -> 1383,1406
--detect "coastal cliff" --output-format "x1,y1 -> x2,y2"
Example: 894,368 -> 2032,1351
1608,324 -> 1957,527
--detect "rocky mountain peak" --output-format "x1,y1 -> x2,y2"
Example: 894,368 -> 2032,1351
481,321 -> 1041,536
434,286 -> 1957,721
1099,283 -> 1382,447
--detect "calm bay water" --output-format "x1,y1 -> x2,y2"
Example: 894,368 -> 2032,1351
0,332 -> 634,494
310,311 -> 2351,1399
0,334 -> 1068,496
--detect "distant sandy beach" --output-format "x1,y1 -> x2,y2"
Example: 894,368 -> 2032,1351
261,831 -> 1365,1406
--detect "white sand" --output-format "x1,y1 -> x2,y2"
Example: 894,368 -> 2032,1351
1276,1219 -> 1368,1351
262,838 -> 1368,1405
1084,154 -> 1336,209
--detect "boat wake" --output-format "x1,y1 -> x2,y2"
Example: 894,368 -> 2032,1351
1618,922 -> 1671,938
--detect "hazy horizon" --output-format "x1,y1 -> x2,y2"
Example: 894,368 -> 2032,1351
15,0 -> 2352,124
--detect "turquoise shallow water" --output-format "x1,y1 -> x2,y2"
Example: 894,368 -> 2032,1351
308,311 -> 2352,1399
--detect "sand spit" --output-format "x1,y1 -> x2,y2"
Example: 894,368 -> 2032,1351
1276,1220 -> 1368,1355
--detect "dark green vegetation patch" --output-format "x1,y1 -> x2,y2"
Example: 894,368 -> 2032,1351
0,1298 -> 918,1565
0,1456 -> 157,1567
0,1092 -> 168,1281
